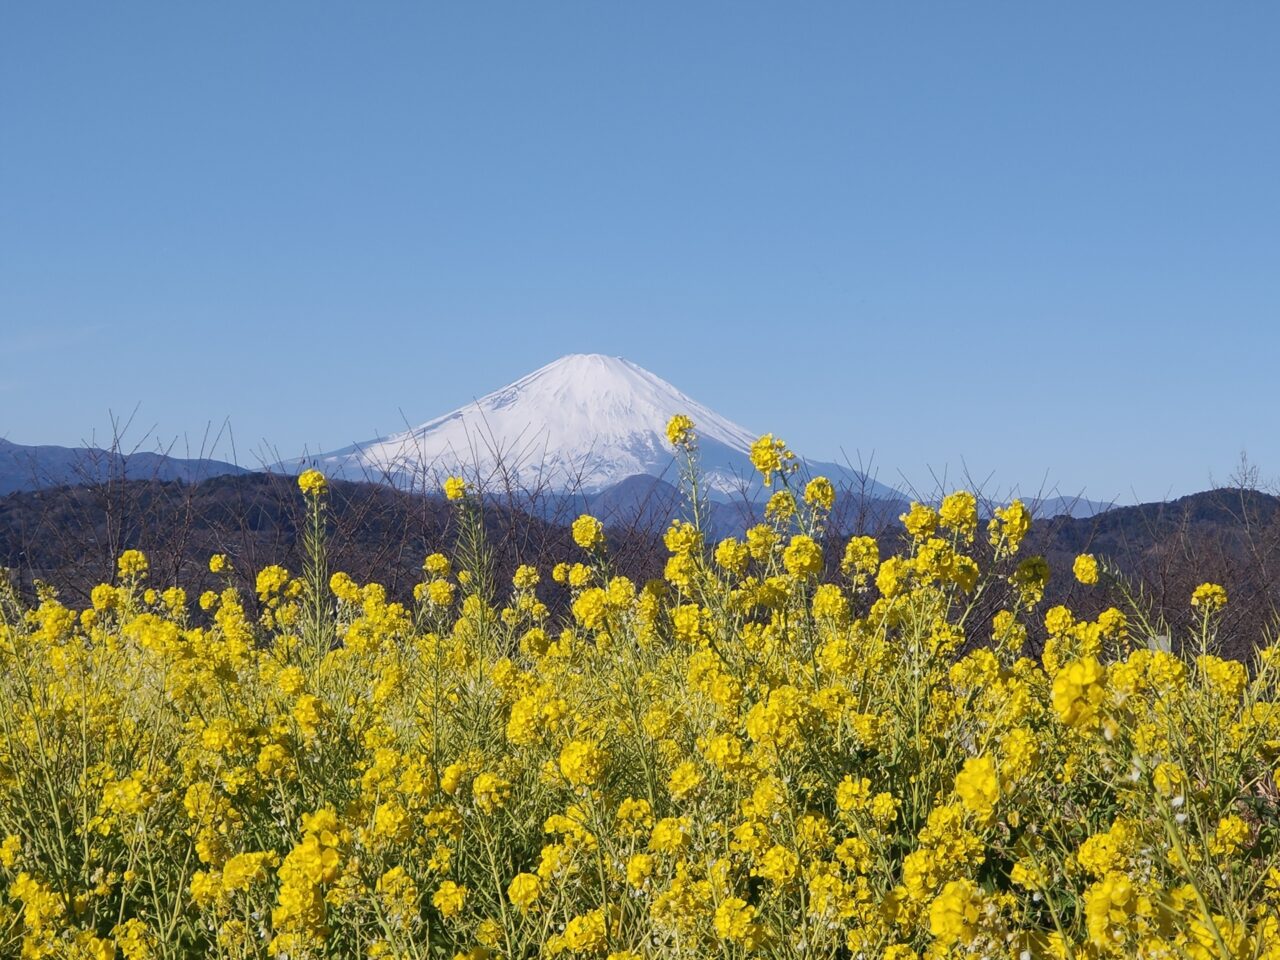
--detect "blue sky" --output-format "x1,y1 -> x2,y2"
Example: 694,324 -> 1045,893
2,3 -> 1277,503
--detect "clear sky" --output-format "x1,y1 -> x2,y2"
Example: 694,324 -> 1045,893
2,3 -> 1277,504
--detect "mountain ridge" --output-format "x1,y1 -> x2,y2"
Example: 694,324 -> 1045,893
0,437 -> 248,496
4,355 -> 1110,518
275,353 -> 902,502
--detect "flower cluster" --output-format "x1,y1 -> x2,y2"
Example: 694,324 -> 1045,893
0,419 -> 1275,960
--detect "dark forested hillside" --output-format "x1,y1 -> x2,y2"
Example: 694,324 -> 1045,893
3,476 -> 1278,660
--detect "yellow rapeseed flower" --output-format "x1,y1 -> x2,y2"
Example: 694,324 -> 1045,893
1052,657 -> 1107,729
571,514 -> 606,551
297,469 -> 327,497
1191,582 -> 1228,612
559,739 -> 605,789
804,476 -> 836,512
117,549 -> 149,579
929,879 -> 983,946
782,535 -> 823,578
1072,553 -> 1099,585
666,413 -> 695,449
507,872 -> 541,911
939,490 -> 978,539
954,755 -> 1000,821
900,502 -> 938,539
432,880 -> 467,918
713,897 -> 759,944
750,433 -> 796,487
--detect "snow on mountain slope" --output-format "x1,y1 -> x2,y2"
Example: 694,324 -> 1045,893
281,354 -> 897,500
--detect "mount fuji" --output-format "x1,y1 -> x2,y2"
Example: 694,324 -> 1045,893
277,354 -> 899,503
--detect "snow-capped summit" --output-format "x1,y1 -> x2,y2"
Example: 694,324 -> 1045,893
281,354 -> 896,500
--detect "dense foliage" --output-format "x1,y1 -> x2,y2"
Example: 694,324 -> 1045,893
1,420 -> 1277,959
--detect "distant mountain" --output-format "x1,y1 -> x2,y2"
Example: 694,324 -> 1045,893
275,354 -> 902,502
546,472 -> 907,538
7,357 -> 1115,520
565,476 -> 1112,535
0,438 -> 249,496
1033,487 -> 1280,555
1026,494 -> 1115,520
